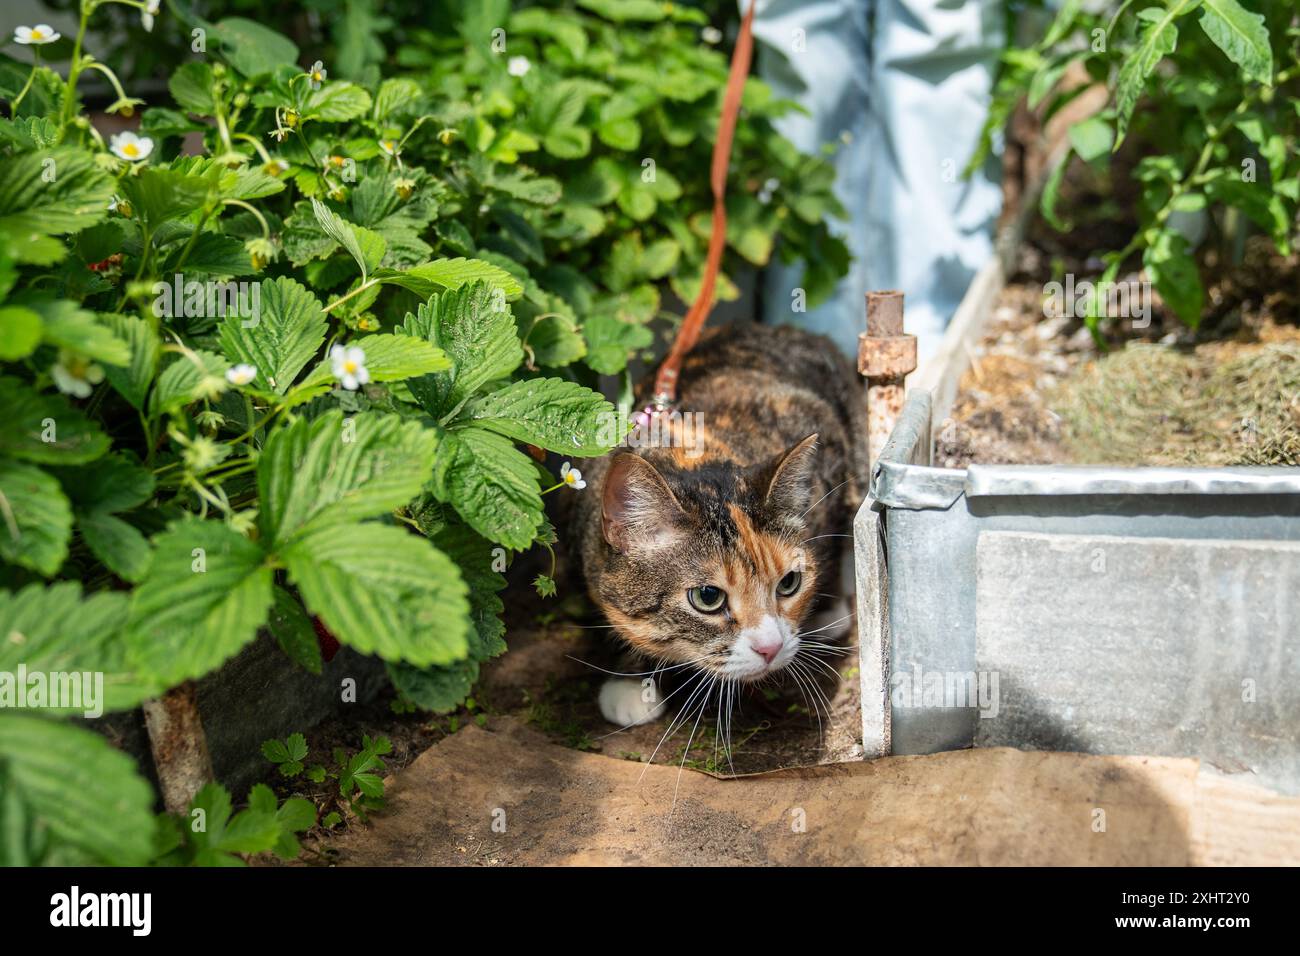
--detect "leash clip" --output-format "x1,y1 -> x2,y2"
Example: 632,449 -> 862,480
649,392 -> 676,415
630,392 -> 677,433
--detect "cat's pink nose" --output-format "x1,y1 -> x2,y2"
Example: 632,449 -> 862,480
750,637 -> 782,664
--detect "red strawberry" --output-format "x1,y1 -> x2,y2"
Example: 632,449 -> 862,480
311,615 -> 341,663
87,253 -> 123,272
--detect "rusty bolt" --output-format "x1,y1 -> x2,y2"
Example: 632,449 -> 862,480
859,290 -> 917,468
858,290 -> 917,379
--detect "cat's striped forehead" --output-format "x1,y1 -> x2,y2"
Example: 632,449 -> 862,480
725,503 -> 795,580
712,504 -> 816,630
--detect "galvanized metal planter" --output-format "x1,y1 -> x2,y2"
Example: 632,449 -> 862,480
855,389 -> 1300,794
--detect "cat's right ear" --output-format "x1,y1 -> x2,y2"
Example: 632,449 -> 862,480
601,453 -> 684,553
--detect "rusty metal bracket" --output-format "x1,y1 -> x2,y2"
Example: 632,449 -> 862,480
858,290 -> 917,469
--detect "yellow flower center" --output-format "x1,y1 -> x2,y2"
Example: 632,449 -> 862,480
31,29 -> 46,39
312,71 -> 323,82
344,360 -> 358,374
565,472 -> 577,484
122,143 -> 139,158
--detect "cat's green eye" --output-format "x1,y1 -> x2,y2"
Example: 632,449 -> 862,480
688,585 -> 727,614
777,570 -> 802,597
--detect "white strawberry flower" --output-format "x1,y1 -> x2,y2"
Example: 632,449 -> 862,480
561,462 -> 586,491
308,60 -> 327,90
701,26 -> 723,45
142,0 -> 161,32
225,364 -> 257,387
14,24 -> 60,45
51,352 -> 105,399
378,138 -> 400,157
109,130 -> 154,162
330,344 -> 370,391
507,56 -> 531,77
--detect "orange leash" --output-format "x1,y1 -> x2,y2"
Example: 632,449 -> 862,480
650,1 -> 757,409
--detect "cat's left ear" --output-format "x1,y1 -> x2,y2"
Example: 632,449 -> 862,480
764,433 -> 819,523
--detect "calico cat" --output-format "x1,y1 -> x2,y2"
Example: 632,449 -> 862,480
573,322 -> 866,729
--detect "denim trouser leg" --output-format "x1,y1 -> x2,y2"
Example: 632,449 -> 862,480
751,0 -> 1004,364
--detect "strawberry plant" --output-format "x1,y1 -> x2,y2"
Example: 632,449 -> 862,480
396,0 -> 852,367
152,781 -> 317,866
0,2 -> 621,866
262,730 -> 390,830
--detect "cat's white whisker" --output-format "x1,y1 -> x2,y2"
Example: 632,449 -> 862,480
796,613 -> 853,638
799,640 -> 852,656
787,658 -> 825,743
722,679 -> 737,776
566,653 -> 709,679
670,676 -> 716,813
798,479 -> 849,520
638,673 -> 713,783
799,658 -> 836,726
786,662 -> 817,734
717,686 -> 728,775
798,533 -> 852,545
796,655 -> 838,722
800,652 -> 844,683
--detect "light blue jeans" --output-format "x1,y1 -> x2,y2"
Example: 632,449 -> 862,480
751,0 -> 1005,363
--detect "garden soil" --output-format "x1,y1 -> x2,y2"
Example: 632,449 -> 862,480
937,239 -> 1300,469
270,593 -> 866,861
300,716 -> 1300,866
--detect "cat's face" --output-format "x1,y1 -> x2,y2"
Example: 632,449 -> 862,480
591,435 -> 822,682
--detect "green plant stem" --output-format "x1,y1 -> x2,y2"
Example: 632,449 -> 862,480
200,460 -> 257,483
185,474 -> 230,517
171,208 -> 213,273
321,277 -> 381,314
117,223 -> 153,312
233,132 -> 274,164
80,60 -> 135,111
58,1 -> 92,135
1117,65 -> 1298,268
213,98 -> 235,157
157,454 -> 256,486
221,198 -> 271,238
225,401 -> 289,448
10,51 -> 41,117
138,409 -> 154,456
1106,0 -> 1136,38
294,127 -> 326,174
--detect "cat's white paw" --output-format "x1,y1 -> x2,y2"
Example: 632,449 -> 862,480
599,677 -> 665,727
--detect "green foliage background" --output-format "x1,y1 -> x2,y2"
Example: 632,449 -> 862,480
976,0 -> 1298,331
